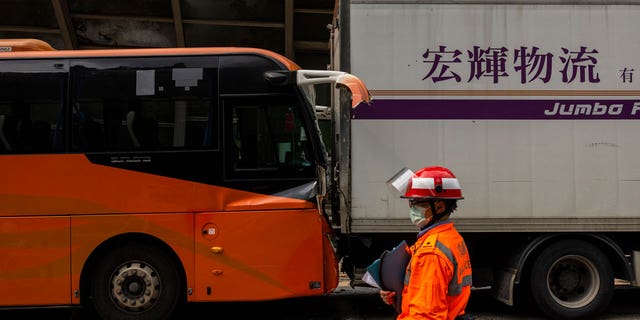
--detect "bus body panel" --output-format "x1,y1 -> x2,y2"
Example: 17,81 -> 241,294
70,213 -> 196,304
1,153 -> 324,305
321,213 -> 339,292
0,154 -> 313,216
193,209 -> 330,301
0,216 -> 70,305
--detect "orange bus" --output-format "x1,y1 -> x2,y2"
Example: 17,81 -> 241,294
0,39 -> 370,320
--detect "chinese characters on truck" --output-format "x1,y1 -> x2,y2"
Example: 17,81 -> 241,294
422,45 -> 634,84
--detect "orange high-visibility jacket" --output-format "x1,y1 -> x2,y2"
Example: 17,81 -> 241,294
397,221 -> 472,320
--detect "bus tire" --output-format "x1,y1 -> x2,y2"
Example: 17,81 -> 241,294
529,239 -> 614,319
88,243 -> 182,320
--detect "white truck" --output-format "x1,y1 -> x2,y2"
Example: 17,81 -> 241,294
324,1 -> 640,319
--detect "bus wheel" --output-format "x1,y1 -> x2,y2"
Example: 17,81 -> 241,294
529,240 -> 613,319
88,243 -> 182,320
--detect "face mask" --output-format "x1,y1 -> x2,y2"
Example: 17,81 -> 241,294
409,205 -> 427,228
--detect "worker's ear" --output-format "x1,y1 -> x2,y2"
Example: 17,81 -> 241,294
434,200 -> 447,214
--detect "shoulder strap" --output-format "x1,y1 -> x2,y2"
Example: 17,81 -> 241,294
416,234 -> 438,254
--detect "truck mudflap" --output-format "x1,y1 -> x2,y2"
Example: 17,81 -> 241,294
493,267 -> 517,306
634,251 -> 640,287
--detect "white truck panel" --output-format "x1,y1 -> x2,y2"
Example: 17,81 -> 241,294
351,3 -> 640,90
347,2 -> 640,232
351,119 -> 640,230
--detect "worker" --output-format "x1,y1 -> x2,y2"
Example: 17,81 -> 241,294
379,166 -> 473,320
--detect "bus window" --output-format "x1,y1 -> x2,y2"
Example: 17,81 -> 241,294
71,56 -> 218,152
225,96 -> 313,179
0,60 -> 67,154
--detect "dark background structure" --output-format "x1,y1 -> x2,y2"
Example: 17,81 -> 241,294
0,0 -> 334,69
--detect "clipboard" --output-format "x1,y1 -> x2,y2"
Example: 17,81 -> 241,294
364,240 -> 411,313
380,240 -> 410,313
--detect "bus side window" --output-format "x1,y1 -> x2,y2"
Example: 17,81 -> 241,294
0,114 -> 8,151
72,100 -> 124,151
231,106 -> 263,168
225,96 -> 313,177
0,102 -> 32,153
0,60 -> 67,154
71,57 -> 218,152
125,101 -> 160,149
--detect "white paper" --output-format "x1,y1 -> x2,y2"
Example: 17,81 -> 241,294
136,70 -> 155,96
362,271 -> 381,289
172,68 -> 203,90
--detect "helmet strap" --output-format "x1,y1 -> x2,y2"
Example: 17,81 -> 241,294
424,200 -> 450,229
423,201 -> 439,228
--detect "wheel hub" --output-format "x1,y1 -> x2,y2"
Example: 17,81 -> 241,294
548,255 -> 599,308
111,262 -> 161,312
556,264 -> 580,291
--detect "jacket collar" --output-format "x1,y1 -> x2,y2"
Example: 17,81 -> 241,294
417,220 -> 453,238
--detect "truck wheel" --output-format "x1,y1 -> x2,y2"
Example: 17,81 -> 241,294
529,240 -> 613,319
87,243 -> 182,320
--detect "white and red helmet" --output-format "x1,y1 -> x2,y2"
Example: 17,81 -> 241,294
401,166 -> 463,200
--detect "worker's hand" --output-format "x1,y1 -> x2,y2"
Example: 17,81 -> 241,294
379,289 -> 396,305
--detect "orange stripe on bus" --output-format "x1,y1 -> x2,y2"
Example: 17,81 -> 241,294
370,89 -> 640,97
0,47 -> 301,70
0,154 -> 312,215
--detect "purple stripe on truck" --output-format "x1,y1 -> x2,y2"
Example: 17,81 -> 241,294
352,99 -> 640,120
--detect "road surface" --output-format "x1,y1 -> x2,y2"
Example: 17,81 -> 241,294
3,282 -> 640,319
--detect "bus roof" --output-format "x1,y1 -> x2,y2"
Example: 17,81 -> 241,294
0,39 -> 55,52
0,39 -> 301,70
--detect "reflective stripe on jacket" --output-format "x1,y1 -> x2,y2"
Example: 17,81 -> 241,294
397,221 -> 472,320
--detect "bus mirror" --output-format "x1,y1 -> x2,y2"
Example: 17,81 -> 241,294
315,105 -> 331,119
264,71 -> 291,86
296,70 -> 372,109
335,74 -> 372,108
315,105 -> 329,112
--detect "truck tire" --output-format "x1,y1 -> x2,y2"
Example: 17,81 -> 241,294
529,239 -> 614,319
87,243 -> 182,320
